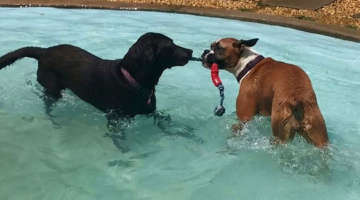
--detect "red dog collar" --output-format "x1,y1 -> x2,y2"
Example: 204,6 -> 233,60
121,68 -> 153,105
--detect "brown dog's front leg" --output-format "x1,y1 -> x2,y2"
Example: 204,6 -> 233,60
233,93 -> 256,136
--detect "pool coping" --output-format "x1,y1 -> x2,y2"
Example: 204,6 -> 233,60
0,0 -> 359,43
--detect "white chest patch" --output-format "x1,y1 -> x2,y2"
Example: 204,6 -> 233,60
232,48 -> 259,79
232,48 -> 260,91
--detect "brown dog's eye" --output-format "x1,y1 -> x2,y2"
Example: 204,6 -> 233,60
211,43 -> 224,52
215,45 -> 224,53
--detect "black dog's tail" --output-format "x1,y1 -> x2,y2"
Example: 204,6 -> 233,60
0,47 -> 45,69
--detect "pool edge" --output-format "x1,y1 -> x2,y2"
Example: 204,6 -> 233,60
0,1 -> 359,43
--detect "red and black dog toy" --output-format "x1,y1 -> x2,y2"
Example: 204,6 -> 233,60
210,63 -> 226,116
191,57 -> 225,116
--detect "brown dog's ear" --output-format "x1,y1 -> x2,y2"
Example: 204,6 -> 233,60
233,38 -> 259,48
243,38 -> 259,47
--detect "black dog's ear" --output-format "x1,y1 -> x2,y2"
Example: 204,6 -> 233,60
233,38 -> 259,48
125,39 -> 155,65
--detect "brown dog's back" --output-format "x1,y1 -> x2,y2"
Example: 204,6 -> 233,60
238,58 -> 328,147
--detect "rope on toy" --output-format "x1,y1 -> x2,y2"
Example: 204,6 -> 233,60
210,63 -> 225,116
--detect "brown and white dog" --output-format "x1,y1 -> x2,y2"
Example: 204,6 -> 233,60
201,38 -> 329,148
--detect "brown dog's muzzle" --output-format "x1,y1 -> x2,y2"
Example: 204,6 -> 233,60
201,49 -> 216,68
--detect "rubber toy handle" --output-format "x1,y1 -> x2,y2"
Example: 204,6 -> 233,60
210,63 -> 226,116
211,63 -> 222,87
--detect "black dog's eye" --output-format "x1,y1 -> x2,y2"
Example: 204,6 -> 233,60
157,41 -> 175,56
164,41 -> 174,49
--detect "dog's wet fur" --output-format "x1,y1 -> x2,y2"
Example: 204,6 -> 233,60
201,38 -> 329,148
0,32 -> 193,119
0,32 -> 197,152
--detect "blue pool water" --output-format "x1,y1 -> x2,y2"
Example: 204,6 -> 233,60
0,7 -> 360,200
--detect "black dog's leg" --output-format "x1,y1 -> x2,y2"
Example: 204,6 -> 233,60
43,92 -> 60,117
152,111 -> 203,143
37,70 -> 64,128
104,110 -> 132,153
42,91 -> 62,128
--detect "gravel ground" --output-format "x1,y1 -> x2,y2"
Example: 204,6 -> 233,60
0,0 -> 358,40
112,0 -> 360,29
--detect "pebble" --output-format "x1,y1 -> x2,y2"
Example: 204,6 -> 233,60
114,0 -> 359,29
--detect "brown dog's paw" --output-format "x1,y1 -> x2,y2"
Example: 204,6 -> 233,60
269,137 -> 288,147
231,123 -> 244,137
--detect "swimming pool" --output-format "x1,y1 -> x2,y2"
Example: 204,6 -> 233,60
0,7 -> 359,200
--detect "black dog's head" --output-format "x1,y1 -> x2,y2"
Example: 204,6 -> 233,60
124,32 -> 193,69
122,33 -> 193,87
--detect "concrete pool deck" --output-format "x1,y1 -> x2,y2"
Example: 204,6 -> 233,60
0,0 -> 359,42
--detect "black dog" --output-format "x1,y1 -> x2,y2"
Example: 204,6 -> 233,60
0,33 -> 196,150
0,32 -> 192,117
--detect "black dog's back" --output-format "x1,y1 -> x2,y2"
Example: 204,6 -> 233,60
37,45 -> 111,102
41,44 -> 102,72
0,44 -> 146,113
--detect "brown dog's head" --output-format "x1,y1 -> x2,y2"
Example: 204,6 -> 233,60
201,38 -> 259,71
